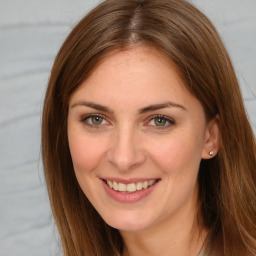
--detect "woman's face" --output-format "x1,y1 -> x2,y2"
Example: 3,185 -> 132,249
68,47 -> 216,232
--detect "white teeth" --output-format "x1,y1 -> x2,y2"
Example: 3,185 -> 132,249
148,180 -> 154,186
106,179 -> 157,193
142,181 -> 149,189
127,183 -> 136,192
113,181 -> 118,191
107,180 -> 113,189
136,182 -> 143,191
118,183 -> 126,192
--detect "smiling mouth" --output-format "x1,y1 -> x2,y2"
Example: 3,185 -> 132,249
103,179 -> 159,193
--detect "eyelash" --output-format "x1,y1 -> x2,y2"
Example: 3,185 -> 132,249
80,114 -> 175,129
146,115 -> 175,129
80,114 -> 108,128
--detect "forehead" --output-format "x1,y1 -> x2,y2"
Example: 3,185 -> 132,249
69,47 -> 204,119
90,46 -> 182,85
69,46 -> 201,114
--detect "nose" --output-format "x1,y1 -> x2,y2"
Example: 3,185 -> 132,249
107,125 -> 146,171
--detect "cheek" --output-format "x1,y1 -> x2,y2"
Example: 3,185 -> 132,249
149,135 -> 202,170
68,132 -> 107,173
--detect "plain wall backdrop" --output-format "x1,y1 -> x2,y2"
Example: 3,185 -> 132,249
0,1 -> 255,255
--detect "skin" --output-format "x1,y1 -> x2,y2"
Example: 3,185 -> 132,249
68,47 -> 220,256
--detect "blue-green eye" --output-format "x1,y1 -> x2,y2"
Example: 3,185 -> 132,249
148,115 -> 175,127
154,117 -> 167,126
81,114 -> 107,126
90,116 -> 104,125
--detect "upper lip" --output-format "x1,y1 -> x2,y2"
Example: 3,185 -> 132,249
101,177 -> 160,184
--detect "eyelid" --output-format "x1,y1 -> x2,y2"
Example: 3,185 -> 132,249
81,113 -> 105,121
80,113 -> 175,129
146,114 -> 175,128
80,113 -> 109,127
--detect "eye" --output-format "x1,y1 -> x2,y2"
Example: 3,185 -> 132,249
81,114 -> 108,127
148,115 -> 175,128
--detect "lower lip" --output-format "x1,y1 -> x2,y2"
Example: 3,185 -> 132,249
102,180 -> 159,203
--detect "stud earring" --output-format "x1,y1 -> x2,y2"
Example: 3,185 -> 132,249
209,150 -> 214,156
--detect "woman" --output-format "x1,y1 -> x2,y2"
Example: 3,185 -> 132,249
41,0 -> 256,255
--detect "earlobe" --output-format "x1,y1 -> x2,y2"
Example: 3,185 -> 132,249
201,115 -> 221,159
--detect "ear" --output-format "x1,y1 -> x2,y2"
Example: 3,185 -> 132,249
201,115 -> 221,159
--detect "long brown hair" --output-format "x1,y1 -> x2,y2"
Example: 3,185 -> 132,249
42,0 -> 256,255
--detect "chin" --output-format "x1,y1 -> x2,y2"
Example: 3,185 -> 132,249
107,220 -> 149,232
101,210 -> 155,232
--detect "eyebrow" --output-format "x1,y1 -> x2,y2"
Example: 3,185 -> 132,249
139,102 -> 187,114
70,101 -> 187,113
71,101 -> 114,113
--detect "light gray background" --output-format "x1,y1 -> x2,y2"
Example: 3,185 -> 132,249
0,1 -> 255,256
